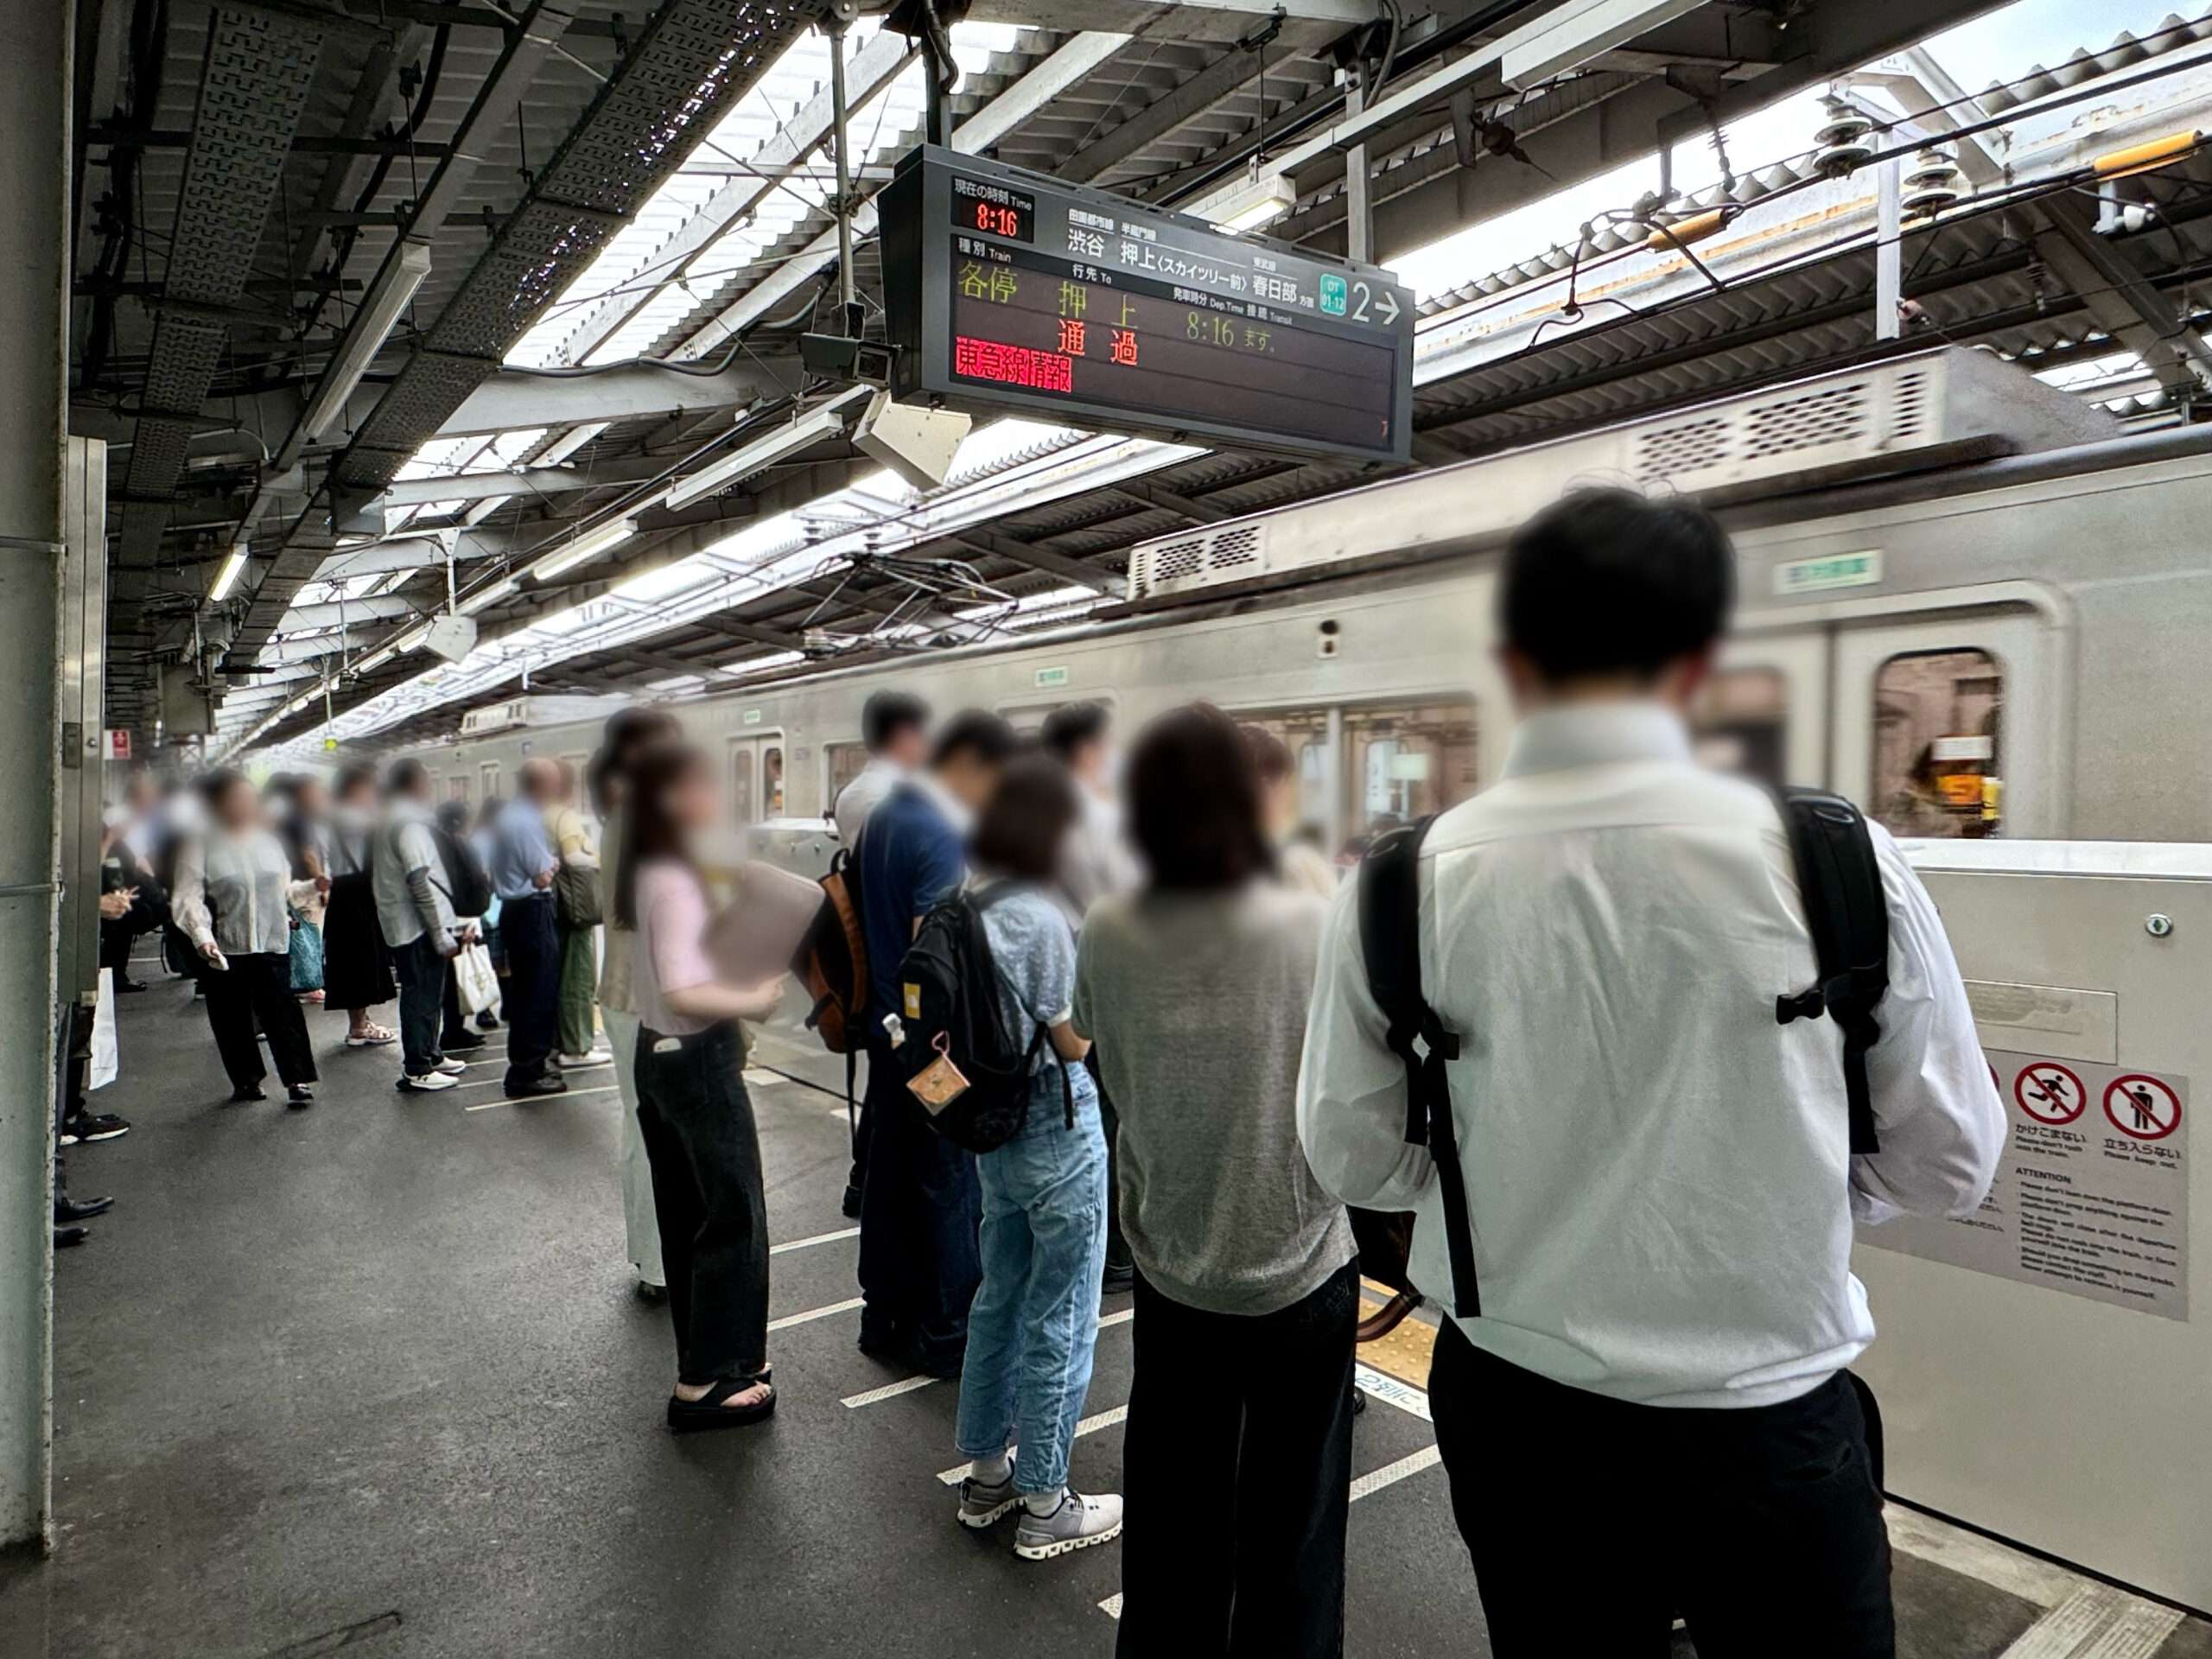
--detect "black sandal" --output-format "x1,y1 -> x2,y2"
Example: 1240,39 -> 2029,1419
666,1373 -> 775,1433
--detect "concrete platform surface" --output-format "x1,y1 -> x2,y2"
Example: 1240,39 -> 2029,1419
1,972 -> 2205,1658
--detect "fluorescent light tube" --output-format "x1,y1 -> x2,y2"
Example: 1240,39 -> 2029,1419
529,516 -> 636,582
459,576 -> 519,614
208,544 -> 251,601
395,622 -> 433,653
1212,178 -> 1295,233
299,242 -> 433,445
663,401 -> 855,513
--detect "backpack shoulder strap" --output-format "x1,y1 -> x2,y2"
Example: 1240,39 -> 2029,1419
1775,787 -> 1890,1156
1355,817 -> 1481,1319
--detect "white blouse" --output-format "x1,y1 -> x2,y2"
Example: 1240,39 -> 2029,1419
174,828 -> 313,957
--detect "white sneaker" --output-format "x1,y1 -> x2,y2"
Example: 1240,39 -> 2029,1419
1012,1489 -> 1123,1560
434,1058 -> 468,1075
558,1050 -> 613,1070
398,1071 -> 458,1092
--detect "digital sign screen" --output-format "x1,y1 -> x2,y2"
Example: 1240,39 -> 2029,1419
950,174 -> 1033,245
883,145 -> 1413,464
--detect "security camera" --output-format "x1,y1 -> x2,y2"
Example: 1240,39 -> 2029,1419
800,331 -> 899,388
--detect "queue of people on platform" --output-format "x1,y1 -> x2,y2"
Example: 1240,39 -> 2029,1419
87,488 -> 2006,1658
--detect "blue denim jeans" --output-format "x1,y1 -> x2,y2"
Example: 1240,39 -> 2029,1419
955,1072 -> 1109,1495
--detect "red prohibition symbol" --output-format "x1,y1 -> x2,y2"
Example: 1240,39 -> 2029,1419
2013,1062 -> 2087,1126
2103,1075 -> 2183,1141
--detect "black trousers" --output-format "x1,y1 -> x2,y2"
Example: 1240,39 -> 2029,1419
1116,1260 -> 1358,1659
202,951 -> 318,1091
440,953 -> 469,1046
855,1039 -> 982,1370
500,892 -> 559,1087
633,1021 -> 769,1384
391,933 -> 447,1077
1428,1320 -> 1895,1658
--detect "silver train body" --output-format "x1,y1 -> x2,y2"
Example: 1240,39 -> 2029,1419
389,353 -> 2212,857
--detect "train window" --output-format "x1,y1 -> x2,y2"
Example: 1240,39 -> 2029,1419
826,741 -> 868,807
731,753 -> 754,826
479,762 -> 500,803
1237,706 -> 1332,846
448,776 -> 470,805
1872,648 -> 2003,838
1692,668 -> 1789,788
1343,702 -> 1478,841
763,747 -> 785,817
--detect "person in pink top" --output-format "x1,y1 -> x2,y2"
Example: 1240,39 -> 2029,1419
614,741 -> 788,1432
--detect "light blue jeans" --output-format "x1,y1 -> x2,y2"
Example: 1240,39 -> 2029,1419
955,1071 -> 1109,1495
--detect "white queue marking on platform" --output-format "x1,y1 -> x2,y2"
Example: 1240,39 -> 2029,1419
843,1308 -> 1135,1411
769,1225 -> 860,1256
936,1405 -> 1130,1486
463,1085 -> 620,1113
1098,1444 -> 1446,1622
766,1295 -> 864,1332
1998,1582 -> 2183,1658
1353,1363 -> 1433,1422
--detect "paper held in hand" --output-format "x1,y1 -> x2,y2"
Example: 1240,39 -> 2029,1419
705,860 -> 826,985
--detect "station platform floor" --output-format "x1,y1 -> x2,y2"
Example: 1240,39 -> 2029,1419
3,966 -> 2208,1658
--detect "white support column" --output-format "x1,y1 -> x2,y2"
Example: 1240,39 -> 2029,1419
0,0 -> 68,1556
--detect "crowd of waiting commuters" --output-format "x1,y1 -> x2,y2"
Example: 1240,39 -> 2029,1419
76,489 -> 2005,1657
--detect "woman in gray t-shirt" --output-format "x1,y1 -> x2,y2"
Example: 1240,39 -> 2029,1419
1071,702 -> 1357,1659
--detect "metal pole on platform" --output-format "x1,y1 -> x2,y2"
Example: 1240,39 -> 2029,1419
1344,64 -> 1374,264
827,14 -> 860,334
1876,156 -> 1903,341
0,0 -> 69,1556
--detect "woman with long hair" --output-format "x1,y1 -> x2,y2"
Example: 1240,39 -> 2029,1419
319,765 -> 397,1048
590,706 -> 681,1304
617,741 -> 786,1430
1072,703 -> 1357,1656
950,753 -> 1122,1560
173,770 -> 324,1107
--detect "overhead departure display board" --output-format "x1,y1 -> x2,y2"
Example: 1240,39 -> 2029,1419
880,145 -> 1414,464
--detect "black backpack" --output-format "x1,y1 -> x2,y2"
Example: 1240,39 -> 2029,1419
1352,785 -> 1891,1321
894,886 -> 1074,1154
431,822 -> 495,919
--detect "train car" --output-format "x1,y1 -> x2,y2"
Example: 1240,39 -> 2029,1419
385,347 -> 2212,855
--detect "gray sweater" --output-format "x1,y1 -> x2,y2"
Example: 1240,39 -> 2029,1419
1073,882 -> 1356,1316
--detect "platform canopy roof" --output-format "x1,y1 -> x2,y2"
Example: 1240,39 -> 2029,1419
63,0 -> 2212,760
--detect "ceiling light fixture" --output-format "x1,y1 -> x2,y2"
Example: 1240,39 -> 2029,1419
459,576 -> 520,614
298,242 -> 433,446
528,515 -> 637,582
662,398 -> 860,513
1211,178 -> 1295,233
207,543 -> 250,601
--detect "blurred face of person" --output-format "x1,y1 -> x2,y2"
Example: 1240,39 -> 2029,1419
295,779 -> 328,819
518,760 -> 557,804
663,758 -> 718,836
1065,734 -> 1114,792
882,722 -> 929,773
213,779 -> 261,833
936,749 -> 1001,814
126,775 -> 159,813
1264,771 -> 1299,839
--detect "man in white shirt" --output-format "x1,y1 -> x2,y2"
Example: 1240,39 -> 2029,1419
1297,489 -> 2003,1656
833,690 -> 931,852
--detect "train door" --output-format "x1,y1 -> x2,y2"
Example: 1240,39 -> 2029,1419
1832,608 -> 2065,840
1693,632 -> 1826,790
725,733 -> 787,825
479,761 -> 500,803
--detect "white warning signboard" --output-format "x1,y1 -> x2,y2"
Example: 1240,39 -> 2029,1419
1859,1049 -> 2188,1320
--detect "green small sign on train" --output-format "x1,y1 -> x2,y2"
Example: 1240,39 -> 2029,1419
1774,550 -> 1883,596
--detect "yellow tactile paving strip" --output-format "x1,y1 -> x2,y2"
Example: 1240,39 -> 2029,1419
1357,1279 -> 1438,1389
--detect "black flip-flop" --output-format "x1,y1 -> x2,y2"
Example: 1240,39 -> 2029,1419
666,1374 -> 775,1433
